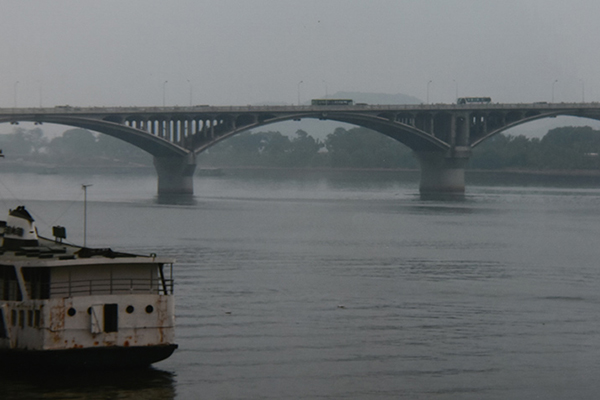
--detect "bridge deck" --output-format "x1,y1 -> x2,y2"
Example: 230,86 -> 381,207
1,102 -> 599,117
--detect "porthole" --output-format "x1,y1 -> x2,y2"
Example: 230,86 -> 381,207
126,305 -> 135,314
87,307 -> 92,315
67,308 -> 76,317
145,305 -> 154,314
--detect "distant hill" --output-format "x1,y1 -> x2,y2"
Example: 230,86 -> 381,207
328,91 -> 422,105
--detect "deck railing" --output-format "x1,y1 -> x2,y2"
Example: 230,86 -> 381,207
44,277 -> 174,298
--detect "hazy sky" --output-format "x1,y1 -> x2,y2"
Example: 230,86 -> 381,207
1,0 -> 599,108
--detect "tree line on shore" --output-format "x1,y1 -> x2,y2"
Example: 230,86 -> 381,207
0,127 -> 151,167
469,126 -> 600,170
1,125 -> 600,171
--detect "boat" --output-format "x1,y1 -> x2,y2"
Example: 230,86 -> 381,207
0,206 -> 177,369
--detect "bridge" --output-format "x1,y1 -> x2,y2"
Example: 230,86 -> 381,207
2,102 -> 600,197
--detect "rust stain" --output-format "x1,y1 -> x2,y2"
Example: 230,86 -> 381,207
156,297 -> 167,343
49,300 -> 66,344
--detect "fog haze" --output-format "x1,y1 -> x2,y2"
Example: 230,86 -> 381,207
1,1 -> 598,107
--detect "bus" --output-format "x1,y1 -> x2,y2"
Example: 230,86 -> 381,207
311,99 -> 354,106
457,97 -> 491,105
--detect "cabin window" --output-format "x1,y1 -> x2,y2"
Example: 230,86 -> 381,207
34,309 -> 41,327
27,310 -> 33,327
18,310 -> 24,328
104,304 -> 118,333
0,309 -> 7,338
22,267 -> 51,300
0,265 -> 22,301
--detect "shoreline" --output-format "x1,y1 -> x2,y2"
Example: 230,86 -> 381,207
2,161 -> 600,179
216,166 -> 600,179
467,168 -> 600,177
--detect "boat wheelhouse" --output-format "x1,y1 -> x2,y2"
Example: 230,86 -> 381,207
0,206 -> 177,369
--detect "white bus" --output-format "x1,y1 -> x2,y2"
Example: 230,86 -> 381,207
457,97 -> 491,105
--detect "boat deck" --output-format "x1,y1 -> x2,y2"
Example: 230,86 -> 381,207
0,236 -> 173,267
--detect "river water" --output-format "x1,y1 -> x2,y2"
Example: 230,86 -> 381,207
2,170 -> 600,399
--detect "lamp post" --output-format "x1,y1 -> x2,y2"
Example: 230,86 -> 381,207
552,79 -> 558,102
297,80 -> 303,106
162,80 -> 168,107
13,81 -> 19,108
82,184 -> 92,247
38,80 -> 43,108
187,79 -> 193,106
427,80 -> 432,104
453,79 -> 458,102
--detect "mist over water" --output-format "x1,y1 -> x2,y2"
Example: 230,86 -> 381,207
2,170 -> 600,399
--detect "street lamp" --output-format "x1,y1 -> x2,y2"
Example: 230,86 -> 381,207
38,80 -> 43,108
13,81 -> 19,108
427,80 -> 432,104
187,79 -> 193,106
552,79 -> 558,102
162,80 -> 168,107
453,79 -> 458,102
82,184 -> 92,247
297,80 -> 303,106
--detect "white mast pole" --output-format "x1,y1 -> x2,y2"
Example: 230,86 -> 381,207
82,184 -> 92,247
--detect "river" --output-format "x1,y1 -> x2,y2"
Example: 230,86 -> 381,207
1,169 -> 600,399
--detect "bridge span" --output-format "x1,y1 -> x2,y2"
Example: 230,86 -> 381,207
2,102 -> 600,197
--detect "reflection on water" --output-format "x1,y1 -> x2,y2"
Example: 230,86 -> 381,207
0,368 -> 175,400
419,191 -> 466,201
155,193 -> 197,206
466,169 -> 600,188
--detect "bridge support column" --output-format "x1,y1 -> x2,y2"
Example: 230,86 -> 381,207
153,153 -> 197,196
415,150 -> 470,195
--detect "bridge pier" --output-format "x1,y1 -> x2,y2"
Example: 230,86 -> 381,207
415,150 -> 470,195
153,153 -> 197,196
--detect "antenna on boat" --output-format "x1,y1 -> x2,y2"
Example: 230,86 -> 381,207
82,184 -> 92,247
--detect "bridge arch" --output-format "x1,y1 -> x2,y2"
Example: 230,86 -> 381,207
0,115 -> 195,198
0,115 -> 188,158
471,111 -> 600,148
191,112 -> 450,155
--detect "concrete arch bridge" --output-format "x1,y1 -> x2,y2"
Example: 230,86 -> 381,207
2,102 -> 600,197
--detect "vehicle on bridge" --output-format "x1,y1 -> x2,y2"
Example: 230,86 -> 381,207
0,206 -> 177,370
311,99 -> 354,106
457,97 -> 492,105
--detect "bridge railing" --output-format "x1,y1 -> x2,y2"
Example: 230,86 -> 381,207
1,102 -> 599,118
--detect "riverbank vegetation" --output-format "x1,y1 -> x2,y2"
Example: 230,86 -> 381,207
470,126 -> 600,170
1,125 -> 600,172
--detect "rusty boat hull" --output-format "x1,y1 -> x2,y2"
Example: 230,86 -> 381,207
0,206 -> 177,370
0,344 -> 177,370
